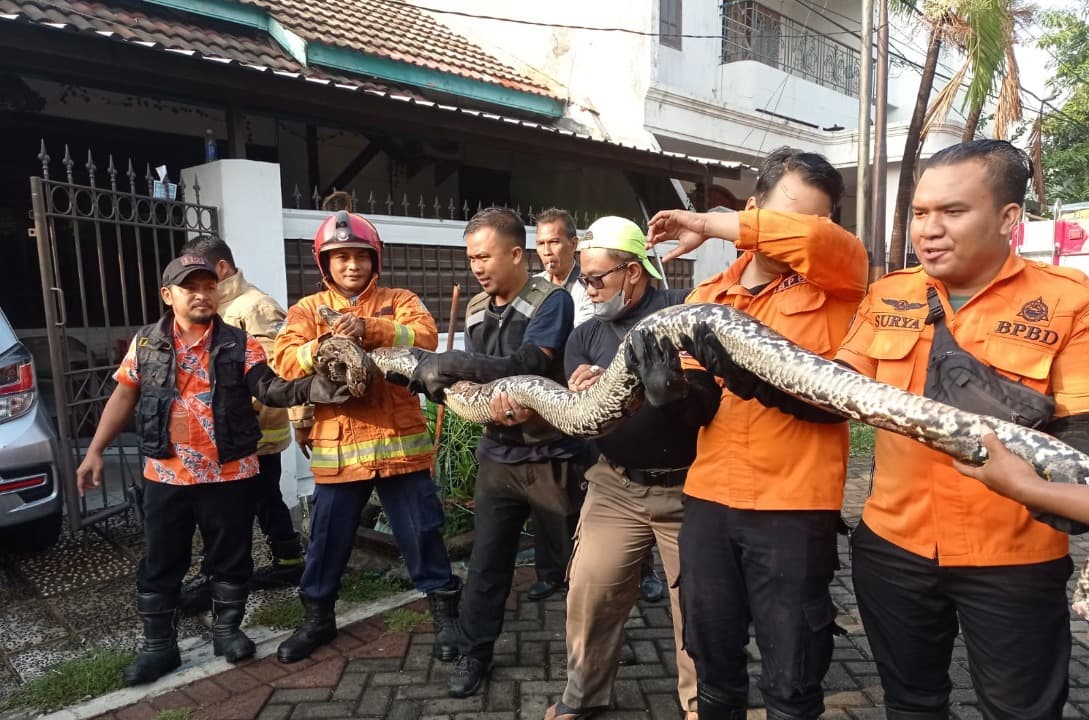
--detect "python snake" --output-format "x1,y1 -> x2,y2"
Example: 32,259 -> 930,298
314,303 -> 1089,488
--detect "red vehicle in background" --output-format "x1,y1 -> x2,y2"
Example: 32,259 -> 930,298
1012,201 -> 1089,273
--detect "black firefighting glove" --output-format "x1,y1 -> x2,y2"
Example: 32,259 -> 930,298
681,323 -> 843,424
624,328 -> 688,407
404,345 -> 553,403
248,365 -> 351,407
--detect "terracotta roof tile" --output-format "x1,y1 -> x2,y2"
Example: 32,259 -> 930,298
246,0 -> 556,99
0,0 -> 415,96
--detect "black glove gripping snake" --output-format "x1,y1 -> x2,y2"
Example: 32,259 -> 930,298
315,303 -> 1089,487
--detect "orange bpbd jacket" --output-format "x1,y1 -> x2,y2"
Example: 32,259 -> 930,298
272,277 -> 438,483
836,254 -> 1089,566
683,209 -> 868,510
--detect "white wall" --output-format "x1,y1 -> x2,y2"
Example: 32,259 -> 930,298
654,0 -> 863,132
419,0 -> 660,149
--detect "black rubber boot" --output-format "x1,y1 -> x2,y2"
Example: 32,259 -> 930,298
428,577 -> 462,662
250,535 -> 305,590
211,581 -> 256,662
696,683 -> 748,720
277,594 -> 337,663
178,570 -> 212,617
123,593 -> 181,686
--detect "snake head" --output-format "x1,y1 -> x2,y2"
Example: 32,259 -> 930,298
625,329 -> 688,407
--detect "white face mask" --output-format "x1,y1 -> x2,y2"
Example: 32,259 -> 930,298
593,287 -> 628,321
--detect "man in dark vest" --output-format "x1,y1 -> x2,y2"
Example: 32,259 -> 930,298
75,255 -> 345,686
407,207 -> 579,698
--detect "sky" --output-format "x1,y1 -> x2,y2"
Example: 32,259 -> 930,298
1016,0 -> 1076,106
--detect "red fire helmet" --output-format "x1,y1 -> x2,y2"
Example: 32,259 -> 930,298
312,210 -> 383,277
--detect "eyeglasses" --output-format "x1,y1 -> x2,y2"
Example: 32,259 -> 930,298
577,262 -> 632,290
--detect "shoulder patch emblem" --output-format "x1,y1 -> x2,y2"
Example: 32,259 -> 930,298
1017,297 -> 1049,323
881,298 -> 925,311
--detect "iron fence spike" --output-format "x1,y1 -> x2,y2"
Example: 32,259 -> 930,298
145,163 -> 154,195
385,193 -> 394,215
528,205 -> 535,225
85,148 -> 97,187
368,191 -> 376,214
463,201 -> 470,220
434,195 -> 441,218
63,144 -> 74,183
312,185 -> 321,210
418,194 -> 426,218
176,173 -> 186,202
402,193 -> 409,216
292,184 -> 302,209
192,175 -> 201,205
106,154 -> 118,191
126,158 -> 136,193
448,197 -> 456,220
38,139 -> 50,180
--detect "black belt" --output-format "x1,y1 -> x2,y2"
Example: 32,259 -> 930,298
625,466 -> 688,488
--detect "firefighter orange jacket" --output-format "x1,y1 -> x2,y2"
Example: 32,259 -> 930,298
837,254 -> 1089,566
272,278 -> 438,483
683,209 -> 868,510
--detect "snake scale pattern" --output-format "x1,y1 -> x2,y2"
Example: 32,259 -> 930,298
314,303 -> 1089,487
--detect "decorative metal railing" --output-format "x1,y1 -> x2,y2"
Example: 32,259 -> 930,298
720,0 -> 862,98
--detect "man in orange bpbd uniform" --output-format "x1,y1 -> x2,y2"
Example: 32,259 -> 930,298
647,147 -> 867,720
835,140 -> 1089,719
75,256 -> 345,686
272,211 -> 461,665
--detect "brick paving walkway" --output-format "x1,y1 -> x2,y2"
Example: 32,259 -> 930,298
97,461 -> 1089,720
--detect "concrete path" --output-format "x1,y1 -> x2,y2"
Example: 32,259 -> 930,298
46,460 -> 1089,718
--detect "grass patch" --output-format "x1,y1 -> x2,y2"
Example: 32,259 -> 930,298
340,569 -> 410,604
384,609 -> 430,633
0,648 -> 135,712
154,710 -> 193,720
849,421 -> 876,457
248,570 -> 410,630
248,597 -> 305,630
426,400 -> 482,505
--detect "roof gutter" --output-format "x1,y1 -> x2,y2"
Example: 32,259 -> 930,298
140,0 -> 561,119
140,0 -> 307,65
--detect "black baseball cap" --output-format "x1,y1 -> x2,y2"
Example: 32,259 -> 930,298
161,255 -> 217,287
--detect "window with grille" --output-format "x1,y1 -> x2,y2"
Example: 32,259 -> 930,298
660,0 -> 683,49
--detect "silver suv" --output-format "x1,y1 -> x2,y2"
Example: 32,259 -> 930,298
0,306 -> 63,552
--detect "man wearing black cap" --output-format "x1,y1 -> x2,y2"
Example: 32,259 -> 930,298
76,254 -> 346,687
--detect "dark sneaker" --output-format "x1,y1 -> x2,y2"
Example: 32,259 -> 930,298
640,571 -> 666,603
527,579 -> 563,602
447,655 -> 490,698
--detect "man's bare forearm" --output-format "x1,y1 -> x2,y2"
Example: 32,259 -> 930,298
88,384 -> 140,454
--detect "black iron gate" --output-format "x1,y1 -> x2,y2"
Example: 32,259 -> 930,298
29,141 -> 220,531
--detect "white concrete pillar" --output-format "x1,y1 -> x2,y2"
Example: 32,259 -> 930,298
181,160 -> 309,507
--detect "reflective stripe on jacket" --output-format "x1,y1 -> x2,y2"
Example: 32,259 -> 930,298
272,277 -> 438,482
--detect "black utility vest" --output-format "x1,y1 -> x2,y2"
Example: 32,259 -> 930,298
133,313 -> 261,463
465,276 -> 565,446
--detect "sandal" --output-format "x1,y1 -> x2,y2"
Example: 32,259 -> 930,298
543,702 -> 607,720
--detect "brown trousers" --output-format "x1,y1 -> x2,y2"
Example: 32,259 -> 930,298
562,458 -> 696,712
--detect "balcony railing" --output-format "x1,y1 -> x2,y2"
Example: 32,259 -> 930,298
721,0 -> 861,98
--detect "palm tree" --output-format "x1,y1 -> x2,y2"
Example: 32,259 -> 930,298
885,0 -> 1028,270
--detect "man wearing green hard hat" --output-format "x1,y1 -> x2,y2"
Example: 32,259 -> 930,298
499,215 -> 720,720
